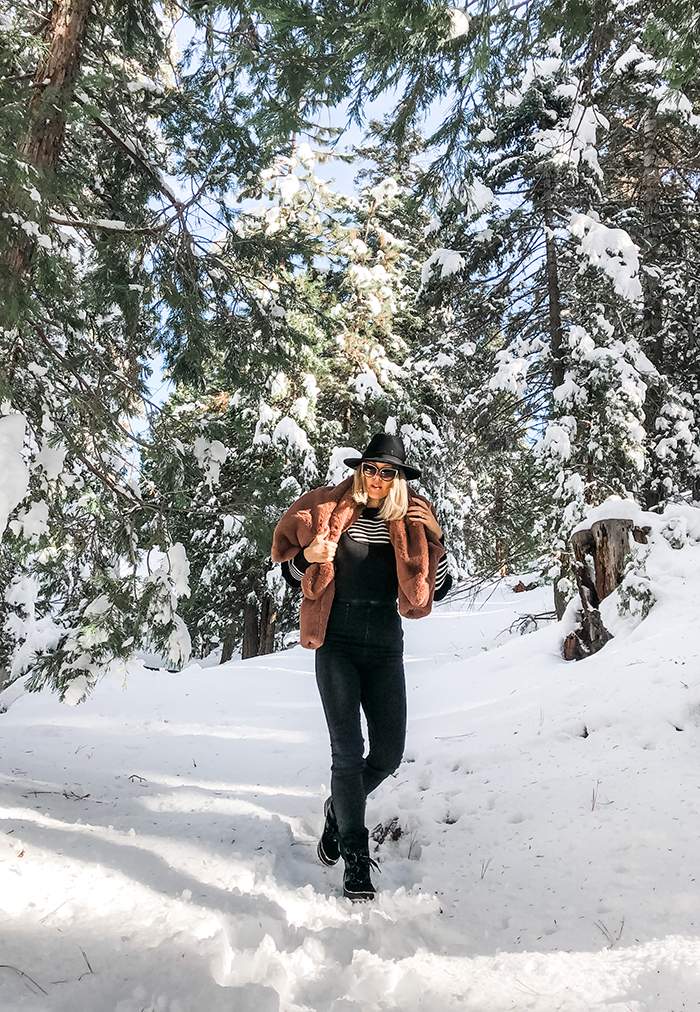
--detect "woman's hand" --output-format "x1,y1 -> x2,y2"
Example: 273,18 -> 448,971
406,500 -> 443,539
303,535 -> 337,564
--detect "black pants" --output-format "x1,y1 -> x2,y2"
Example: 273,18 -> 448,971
315,600 -> 406,836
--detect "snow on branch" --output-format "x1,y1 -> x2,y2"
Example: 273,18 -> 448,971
0,414 -> 29,541
568,213 -> 642,303
421,248 -> 465,287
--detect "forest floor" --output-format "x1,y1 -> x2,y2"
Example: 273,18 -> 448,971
2,558 -> 700,1011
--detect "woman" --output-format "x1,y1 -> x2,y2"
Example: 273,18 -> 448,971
271,433 -> 451,900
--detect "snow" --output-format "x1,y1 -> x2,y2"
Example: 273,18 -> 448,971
20,500 -> 50,542
326,446 -> 359,485
278,174 -> 300,203
0,413 -> 29,540
612,44 -> 655,76
571,496 -> 647,535
423,215 -> 442,237
272,416 -> 313,455
655,87 -> 695,120
193,437 -> 228,488
369,178 -> 399,205
349,368 -> 382,402
421,249 -> 465,286
464,179 -> 494,214
568,213 -> 643,303
488,348 -> 529,397
447,7 -> 470,40
34,439 -> 66,480
3,535 -> 700,1009
534,415 -> 576,461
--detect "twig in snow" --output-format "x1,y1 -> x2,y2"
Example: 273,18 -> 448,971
78,948 -> 94,980
0,965 -> 48,995
595,917 -> 625,948
40,899 -> 69,923
508,611 -> 558,636
406,830 -> 419,860
513,978 -> 560,997
480,857 -> 493,879
590,780 -> 614,811
128,774 -> 147,783
591,779 -> 601,811
435,732 -> 475,740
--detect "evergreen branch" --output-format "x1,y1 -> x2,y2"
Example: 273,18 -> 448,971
48,215 -> 173,236
28,320 -> 160,450
72,94 -> 185,217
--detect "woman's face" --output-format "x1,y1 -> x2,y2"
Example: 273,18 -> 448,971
363,461 -> 395,501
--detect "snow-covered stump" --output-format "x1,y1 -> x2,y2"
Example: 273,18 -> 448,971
563,518 -> 650,660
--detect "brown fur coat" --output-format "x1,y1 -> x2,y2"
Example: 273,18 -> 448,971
271,477 -> 445,649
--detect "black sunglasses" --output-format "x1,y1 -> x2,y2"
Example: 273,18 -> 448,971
362,463 -> 399,481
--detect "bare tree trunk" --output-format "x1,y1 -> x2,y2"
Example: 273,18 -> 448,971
258,595 -> 277,655
5,0 -> 92,279
220,632 -> 236,664
638,111 -> 665,509
543,188 -> 565,391
241,602 -> 260,660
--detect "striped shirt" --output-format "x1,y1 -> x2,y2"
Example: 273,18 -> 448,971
285,509 -> 451,598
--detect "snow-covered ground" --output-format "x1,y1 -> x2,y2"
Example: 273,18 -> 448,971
2,529 -> 700,1011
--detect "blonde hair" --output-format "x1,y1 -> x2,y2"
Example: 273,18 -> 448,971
351,466 -> 409,521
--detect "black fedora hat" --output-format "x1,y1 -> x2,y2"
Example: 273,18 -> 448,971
343,432 -> 421,481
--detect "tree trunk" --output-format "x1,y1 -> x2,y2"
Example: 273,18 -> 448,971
241,602 -> 260,660
5,0 -> 92,279
258,594 -> 277,655
220,632 -> 236,664
573,519 -> 634,605
553,551 -> 571,620
563,518 -> 636,659
223,593 -> 277,663
638,111 -> 665,510
543,186 -> 565,392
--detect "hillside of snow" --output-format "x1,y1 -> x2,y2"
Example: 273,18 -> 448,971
2,514 -> 700,1011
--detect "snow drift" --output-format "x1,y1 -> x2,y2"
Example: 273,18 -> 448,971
1,502 -> 700,1010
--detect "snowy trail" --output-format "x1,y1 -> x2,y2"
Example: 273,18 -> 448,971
2,577 -> 700,1011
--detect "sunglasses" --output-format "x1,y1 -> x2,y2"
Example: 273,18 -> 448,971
362,462 -> 399,481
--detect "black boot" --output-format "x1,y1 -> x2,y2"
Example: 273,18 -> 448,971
317,797 -> 341,867
340,828 -> 378,901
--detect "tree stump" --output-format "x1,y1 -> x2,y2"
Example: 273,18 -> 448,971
564,518 -> 635,660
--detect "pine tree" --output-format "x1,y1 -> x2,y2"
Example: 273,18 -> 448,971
145,123 -> 480,662
0,3 -> 374,693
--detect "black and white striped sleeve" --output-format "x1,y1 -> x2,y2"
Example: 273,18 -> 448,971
433,542 -> 452,602
281,548 -> 311,588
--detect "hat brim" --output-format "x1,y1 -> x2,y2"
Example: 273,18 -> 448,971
343,456 -> 421,481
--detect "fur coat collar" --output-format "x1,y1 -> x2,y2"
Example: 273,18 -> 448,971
271,477 -> 445,649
